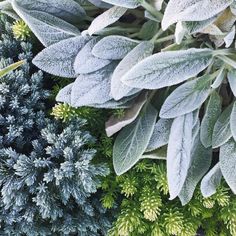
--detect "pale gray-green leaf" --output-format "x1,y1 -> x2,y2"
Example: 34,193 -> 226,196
121,48 -> 213,89
230,101 -> 236,141
74,37 -> 111,74
105,92 -> 148,137
71,63 -> 117,107
184,16 -> 217,34
160,75 -> 211,119
212,104 -> 233,148
167,112 -> 193,200
179,132 -> 212,205
87,0 -> 112,8
220,138 -> 236,193
228,69 -> 236,97
200,91 -> 222,148
12,2 -> 80,47
211,67 -> 225,89
102,0 -> 140,8
13,0 -> 86,23
56,83 -> 73,104
111,41 -> 154,100
92,35 -> 138,60
200,163 -> 222,198
146,118 -> 172,152
162,0 -> 233,30
142,146 -> 167,160
88,6 -> 127,35
33,36 -> 90,78
113,103 -> 157,175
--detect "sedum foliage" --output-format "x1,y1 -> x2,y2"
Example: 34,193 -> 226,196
103,160 -> 236,236
3,0 -> 236,211
0,14 -> 112,235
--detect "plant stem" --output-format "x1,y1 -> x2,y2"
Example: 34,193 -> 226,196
150,29 -> 164,43
155,35 -> 175,44
217,55 -> 236,69
140,0 -> 163,22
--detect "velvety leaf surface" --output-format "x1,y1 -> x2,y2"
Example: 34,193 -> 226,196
113,103 -> 157,175
121,48 -> 213,89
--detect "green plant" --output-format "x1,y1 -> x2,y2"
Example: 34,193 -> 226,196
3,0 -> 236,204
103,160 -> 236,236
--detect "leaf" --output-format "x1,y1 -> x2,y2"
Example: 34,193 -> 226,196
121,48 -> 213,89
142,146 -> 167,160
167,112 -> 194,200
111,41 -> 154,100
220,138 -> 236,193
12,1 -> 80,47
160,75 -> 211,119
224,25 -> 235,47
71,63 -> 117,107
162,0 -> 233,30
56,83 -> 73,104
88,95 -> 137,109
12,0 -> 86,24
102,0 -> 141,9
228,69 -> 236,97
113,103 -> 158,175
151,0 -> 164,11
0,60 -> 25,77
87,0 -> 112,8
184,16 -> 217,34
211,67 -> 225,89
200,163 -> 222,198
146,118 -> 172,152
92,35 -> 138,60
175,21 -> 187,44
105,92 -> 148,137
33,36 -> 90,78
179,132 -> 212,205
139,20 -> 159,40
230,101 -> 236,141
200,91 -> 222,148
212,104 -> 233,148
88,6 -> 127,35
74,37 -> 111,74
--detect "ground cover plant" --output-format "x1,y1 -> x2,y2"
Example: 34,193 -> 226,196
1,0 -> 236,235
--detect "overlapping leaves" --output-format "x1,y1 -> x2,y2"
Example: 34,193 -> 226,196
5,0 -> 236,205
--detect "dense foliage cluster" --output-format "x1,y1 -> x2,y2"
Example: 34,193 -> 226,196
2,0 -> 236,235
103,160 -> 236,236
0,15 -> 112,235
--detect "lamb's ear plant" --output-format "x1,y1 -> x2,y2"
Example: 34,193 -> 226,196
5,0 -> 236,204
